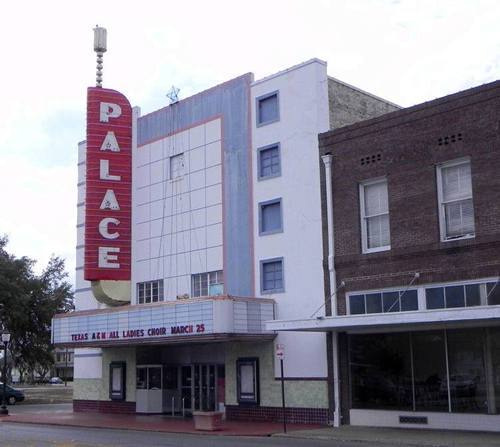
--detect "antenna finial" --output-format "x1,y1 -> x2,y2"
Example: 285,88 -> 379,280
93,26 -> 107,87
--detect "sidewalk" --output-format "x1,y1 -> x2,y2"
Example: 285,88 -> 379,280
0,411 -> 319,436
276,425 -> 500,447
2,411 -> 500,445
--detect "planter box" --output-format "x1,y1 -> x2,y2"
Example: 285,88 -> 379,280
193,411 -> 223,431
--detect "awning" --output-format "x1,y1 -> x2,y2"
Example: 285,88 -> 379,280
265,305 -> 500,334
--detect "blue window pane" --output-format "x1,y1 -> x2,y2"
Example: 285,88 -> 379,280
366,293 -> 382,313
261,201 -> 281,233
383,292 -> 399,312
401,290 -> 418,311
350,295 -> 365,314
487,282 -> 500,305
260,146 -> 280,178
445,286 -> 465,308
262,260 -> 283,292
258,94 -> 279,125
426,288 -> 445,309
465,284 -> 480,306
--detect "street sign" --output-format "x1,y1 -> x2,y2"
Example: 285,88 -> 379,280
275,343 -> 287,433
276,344 -> 285,360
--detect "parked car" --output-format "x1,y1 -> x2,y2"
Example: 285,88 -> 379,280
0,383 -> 25,405
49,377 -> 64,384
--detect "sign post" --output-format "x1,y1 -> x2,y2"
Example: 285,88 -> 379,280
276,344 -> 286,433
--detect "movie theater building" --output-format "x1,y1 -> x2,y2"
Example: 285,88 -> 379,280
268,80 -> 500,431
52,58 -> 397,422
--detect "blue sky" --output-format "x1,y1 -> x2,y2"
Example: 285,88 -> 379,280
0,0 -> 498,285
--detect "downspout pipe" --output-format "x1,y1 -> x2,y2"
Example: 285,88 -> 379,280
321,154 -> 340,427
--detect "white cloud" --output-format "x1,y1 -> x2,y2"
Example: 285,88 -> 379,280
0,0 -> 499,286
0,155 -> 77,282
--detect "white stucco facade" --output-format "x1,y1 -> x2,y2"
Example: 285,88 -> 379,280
251,59 -> 330,379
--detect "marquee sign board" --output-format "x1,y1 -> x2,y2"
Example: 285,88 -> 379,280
52,301 -> 214,345
85,87 -> 132,280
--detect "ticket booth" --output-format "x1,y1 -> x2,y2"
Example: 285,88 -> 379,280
136,365 -> 163,413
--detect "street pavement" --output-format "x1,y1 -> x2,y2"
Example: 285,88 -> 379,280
2,404 -> 500,446
0,422 -> 405,447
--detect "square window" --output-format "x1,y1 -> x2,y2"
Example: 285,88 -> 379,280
366,293 -> 382,313
256,92 -> 279,126
349,295 -> 365,314
191,270 -> 223,297
437,159 -> 475,241
445,285 -> 465,308
259,198 -> 282,235
400,290 -> 418,311
258,144 -> 281,179
170,153 -> 185,179
137,280 -> 164,304
487,282 -> 500,305
383,291 -> 400,312
465,284 -> 480,306
360,178 -> 390,253
426,287 -> 445,309
261,258 -> 284,294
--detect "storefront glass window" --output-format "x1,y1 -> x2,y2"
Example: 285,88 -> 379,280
489,327 -> 500,413
350,333 -> 412,410
447,329 -> 487,413
413,331 -> 448,412
349,329 -> 500,414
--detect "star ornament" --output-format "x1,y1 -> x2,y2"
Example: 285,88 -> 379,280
166,86 -> 180,104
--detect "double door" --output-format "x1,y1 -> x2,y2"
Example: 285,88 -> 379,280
137,364 -> 223,414
181,364 -> 219,413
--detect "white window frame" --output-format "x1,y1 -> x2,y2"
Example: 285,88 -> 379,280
436,158 -> 475,242
137,280 -> 164,304
191,270 -> 224,298
359,177 -> 390,254
347,287 -> 419,315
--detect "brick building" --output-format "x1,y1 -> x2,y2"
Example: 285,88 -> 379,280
269,80 -> 500,431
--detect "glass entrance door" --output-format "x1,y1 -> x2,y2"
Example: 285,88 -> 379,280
181,365 -> 192,412
193,364 -> 217,411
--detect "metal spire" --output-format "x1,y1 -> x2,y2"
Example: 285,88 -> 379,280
93,26 -> 107,87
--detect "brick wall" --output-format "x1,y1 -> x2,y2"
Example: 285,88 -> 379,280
320,80 -> 500,315
226,405 -> 329,425
73,399 -> 136,414
319,80 -> 500,420
328,78 -> 400,131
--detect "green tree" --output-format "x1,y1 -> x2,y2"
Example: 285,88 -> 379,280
0,236 -> 74,382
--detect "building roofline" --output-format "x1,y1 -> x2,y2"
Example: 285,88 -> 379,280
328,75 -> 401,109
138,72 -> 254,121
251,58 -> 327,87
319,79 -> 500,144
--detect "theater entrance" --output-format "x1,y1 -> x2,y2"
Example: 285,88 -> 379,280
136,363 -> 225,414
